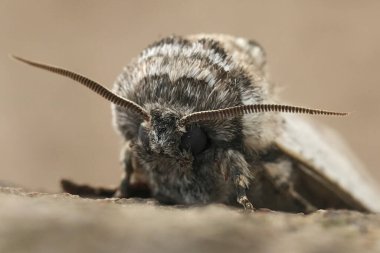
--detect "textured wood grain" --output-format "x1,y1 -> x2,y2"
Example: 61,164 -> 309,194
0,187 -> 379,253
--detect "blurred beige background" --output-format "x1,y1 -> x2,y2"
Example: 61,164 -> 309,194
0,0 -> 379,192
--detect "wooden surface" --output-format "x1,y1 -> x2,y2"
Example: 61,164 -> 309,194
0,187 -> 379,253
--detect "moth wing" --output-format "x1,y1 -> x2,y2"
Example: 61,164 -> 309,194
274,114 -> 380,212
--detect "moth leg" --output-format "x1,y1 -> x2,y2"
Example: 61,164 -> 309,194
286,185 -> 317,213
113,142 -> 133,198
234,174 -> 254,210
114,142 -> 151,198
61,179 -> 116,198
263,160 -> 317,213
60,143 -> 133,198
61,142 -> 132,198
223,150 -> 255,210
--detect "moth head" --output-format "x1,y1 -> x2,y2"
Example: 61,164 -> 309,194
136,106 -> 210,165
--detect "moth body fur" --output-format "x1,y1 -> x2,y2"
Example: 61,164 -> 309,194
112,34 -> 277,206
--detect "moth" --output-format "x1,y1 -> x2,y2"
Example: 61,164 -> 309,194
13,34 -> 380,213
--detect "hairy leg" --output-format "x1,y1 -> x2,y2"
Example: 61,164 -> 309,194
61,179 -> 116,198
114,142 -> 151,198
61,142 -> 151,199
221,150 -> 255,210
263,160 -> 317,213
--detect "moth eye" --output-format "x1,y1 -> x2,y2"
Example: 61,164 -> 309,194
180,126 -> 209,155
138,125 -> 150,149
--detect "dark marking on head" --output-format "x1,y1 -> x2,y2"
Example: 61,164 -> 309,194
146,35 -> 192,51
198,38 -> 228,60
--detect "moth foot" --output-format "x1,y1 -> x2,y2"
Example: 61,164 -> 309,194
238,195 -> 255,211
233,173 -> 255,211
